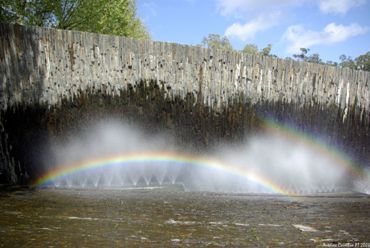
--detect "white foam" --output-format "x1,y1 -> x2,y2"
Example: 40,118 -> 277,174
234,223 -> 250,227
293,224 -> 318,232
258,223 -> 282,227
165,219 -> 200,225
67,216 -> 100,221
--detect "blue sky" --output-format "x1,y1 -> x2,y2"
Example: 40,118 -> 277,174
137,0 -> 370,62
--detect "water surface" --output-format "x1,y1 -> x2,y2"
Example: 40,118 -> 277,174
1,188 -> 369,247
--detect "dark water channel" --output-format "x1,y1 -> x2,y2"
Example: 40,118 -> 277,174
0,187 -> 369,247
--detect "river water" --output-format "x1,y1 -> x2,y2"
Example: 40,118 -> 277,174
0,187 -> 369,247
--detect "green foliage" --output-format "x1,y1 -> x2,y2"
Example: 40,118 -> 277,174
305,53 -> 322,64
355,52 -> 370,71
0,0 -> 55,26
242,44 -> 258,55
293,48 -> 370,71
260,44 -> 272,56
293,48 -> 309,60
202,34 -> 233,51
293,48 -> 322,64
65,0 -> 149,39
242,43 -> 274,57
339,52 -> 370,71
0,0 -> 149,39
339,54 -> 356,70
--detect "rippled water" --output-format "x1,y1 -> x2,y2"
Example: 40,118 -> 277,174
0,187 -> 369,247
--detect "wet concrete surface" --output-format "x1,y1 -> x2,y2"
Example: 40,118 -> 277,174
0,188 -> 369,247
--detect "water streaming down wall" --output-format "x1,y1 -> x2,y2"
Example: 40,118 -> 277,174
0,23 -> 369,184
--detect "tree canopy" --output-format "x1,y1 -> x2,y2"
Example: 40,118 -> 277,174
202,35 -> 275,58
201,34 -> 369,72
354,51 -> 370,71
293,48 -> 323,64
242,44 -> 259,55
202,34 -> 233,51
242,43 -> 274,57
0,0 -> 149,39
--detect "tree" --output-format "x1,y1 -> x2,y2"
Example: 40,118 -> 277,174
242,44 -> 258,55
355,52 -> 370,71
0,0 -> 149,39
66,0 -> 149,39
242,43 -> 274,57
261,44 -> 272,56
340,52 -> 370,71
0,0 -> 56,26
305,53 -> 322,64
202,34 -> 233,51
326,60 -> 338,67
339,54 -> 356,70
293,48 -> 322,64
293,48 -> 310,60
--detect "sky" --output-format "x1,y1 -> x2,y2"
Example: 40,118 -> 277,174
137,0 -> 370,62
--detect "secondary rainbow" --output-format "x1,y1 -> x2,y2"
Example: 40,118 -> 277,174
261,116 -> 366,180
33,151 -> 296,196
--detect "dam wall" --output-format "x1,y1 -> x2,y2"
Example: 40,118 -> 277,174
0,24 -> 369,184
1,24 -> 369,116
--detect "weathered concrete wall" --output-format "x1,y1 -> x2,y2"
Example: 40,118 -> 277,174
1,24 -> 369,117
1,24 -> 370,185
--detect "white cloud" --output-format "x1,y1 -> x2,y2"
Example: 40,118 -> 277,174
282,22 -> 369,54
217,0 -> 303,16
318,0 -> 366,14
217,0 -> 247,16
217,0 -> 366,17
225,12 -> 282,41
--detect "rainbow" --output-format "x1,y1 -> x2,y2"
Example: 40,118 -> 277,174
32,151 -> 295,195
33,118 -> 367,195
261,116 -> 366,179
